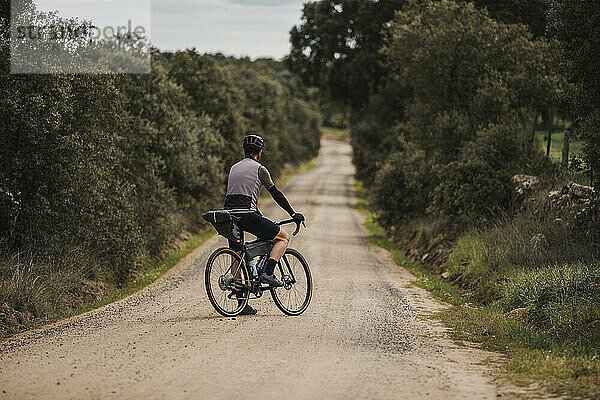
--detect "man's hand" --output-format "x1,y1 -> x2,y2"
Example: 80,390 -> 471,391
292,212 -> 305,223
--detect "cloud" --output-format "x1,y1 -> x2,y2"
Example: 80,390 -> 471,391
33,0 -> 307,59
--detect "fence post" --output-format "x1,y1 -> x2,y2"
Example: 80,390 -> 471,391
514,116 -> 519,141
530,113 -> 538,147
562,129 -> 570,168
546,109 -> 554,158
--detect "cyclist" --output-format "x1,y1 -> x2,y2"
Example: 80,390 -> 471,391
225,134 -> 305,315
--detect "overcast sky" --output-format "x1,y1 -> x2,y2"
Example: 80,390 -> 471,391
34,0 -> 309,59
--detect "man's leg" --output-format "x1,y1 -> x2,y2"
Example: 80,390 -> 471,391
261,229 -> 289,286
269,228 -> 290,262
245,213 -> 286,287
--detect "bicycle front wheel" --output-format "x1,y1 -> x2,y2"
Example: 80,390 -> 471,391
205,247 -> 250,317
270,248 -> 312,316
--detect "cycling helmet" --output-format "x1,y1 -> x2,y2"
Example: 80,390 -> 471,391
243,134 -> 264,153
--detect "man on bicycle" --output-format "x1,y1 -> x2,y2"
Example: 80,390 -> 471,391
225,134 -> 305,315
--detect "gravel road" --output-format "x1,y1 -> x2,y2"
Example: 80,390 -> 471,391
0,139 -> 502,399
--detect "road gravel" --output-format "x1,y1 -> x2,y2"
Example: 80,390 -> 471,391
0,139 -> 502,399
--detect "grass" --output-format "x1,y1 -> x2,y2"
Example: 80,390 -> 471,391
321,126 -> 350,141
66,229 -> 215,318
0,228 -> 215,340
1,155 -> 319,341
535,131 -> 583,162
353,180 -> 600,399
353,182 -> 464,305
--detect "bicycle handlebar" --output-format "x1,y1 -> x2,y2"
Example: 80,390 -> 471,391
277,219 -> 307,236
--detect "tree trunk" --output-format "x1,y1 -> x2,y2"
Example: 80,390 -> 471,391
562,129 -> 570,168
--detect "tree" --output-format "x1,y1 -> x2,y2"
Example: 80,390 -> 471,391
382,0 -> 558,162
288,0 -> 406,109
468,0 -> 549,37
120,53 -> 225,221
549,0 -> 600,187
168,49 -> 245,168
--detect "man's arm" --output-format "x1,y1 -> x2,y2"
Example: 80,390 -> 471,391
259,165 -> 295,216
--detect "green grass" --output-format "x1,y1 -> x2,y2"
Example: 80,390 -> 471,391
535,131 -> 583,161
353,180 -> 600,399
67,229 -> 215,318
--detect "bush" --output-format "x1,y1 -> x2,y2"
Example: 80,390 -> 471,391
371,141 -> 437,226
429,124 -> 523,226
0,2 -> 321,333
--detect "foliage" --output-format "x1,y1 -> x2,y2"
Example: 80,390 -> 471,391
0,2 -> 321,331
167,50 -> 245,169
429,124 -> 524,226
500,263 -> 600,351
288,0 -> 407,108
467,0 -> 549,37
382,0 -> 558,163
352,0 -> 560,231
371,141 -> 436,226
549,1 -> 600,187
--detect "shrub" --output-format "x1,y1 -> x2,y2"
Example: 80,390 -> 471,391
0,2 -> 322,333
429,124 -> 523,226
371,141 -> 437,226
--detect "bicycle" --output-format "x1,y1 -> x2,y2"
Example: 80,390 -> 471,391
203,213 -> 313,317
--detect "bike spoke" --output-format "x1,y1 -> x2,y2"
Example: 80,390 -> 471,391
272,251 -> 311,314
206,249 -> 248,315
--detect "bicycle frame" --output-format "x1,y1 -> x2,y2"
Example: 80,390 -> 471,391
223,252 -> 297,294
223,219 -> 304,294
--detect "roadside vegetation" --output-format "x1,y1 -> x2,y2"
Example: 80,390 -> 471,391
290,0 -> 600,397
0,1 -> 321,337
355,183 -> 600,398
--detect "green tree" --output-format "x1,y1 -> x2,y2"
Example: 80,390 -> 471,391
468,0 -> 549,37
120,53 -> 225,222
549,1 -> 600,187
382,0 -> 558,163
168,50 -> 244,168
288,0 -> 406,108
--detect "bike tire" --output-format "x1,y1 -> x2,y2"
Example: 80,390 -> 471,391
205,247 -> 250,317
270,248 -> 313,316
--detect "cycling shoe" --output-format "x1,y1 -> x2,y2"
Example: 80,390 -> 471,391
259,273 -> 283,287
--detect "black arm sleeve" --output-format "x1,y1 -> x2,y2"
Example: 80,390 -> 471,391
268,185 -> 295,216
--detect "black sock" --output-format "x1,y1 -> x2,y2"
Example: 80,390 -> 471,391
265,258 -> 278,275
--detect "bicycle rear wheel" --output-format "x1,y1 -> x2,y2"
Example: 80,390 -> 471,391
270,248 -> 312,316
205,247 -> 250,317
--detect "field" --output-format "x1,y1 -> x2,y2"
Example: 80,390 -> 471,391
535,131 -> 583,161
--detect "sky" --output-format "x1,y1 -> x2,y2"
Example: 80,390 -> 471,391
33,0 -> 310,59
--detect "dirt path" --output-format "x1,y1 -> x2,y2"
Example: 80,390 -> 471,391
0,139 -> 502,399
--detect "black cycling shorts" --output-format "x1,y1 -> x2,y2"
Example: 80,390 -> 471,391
228,211 -> 280,251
